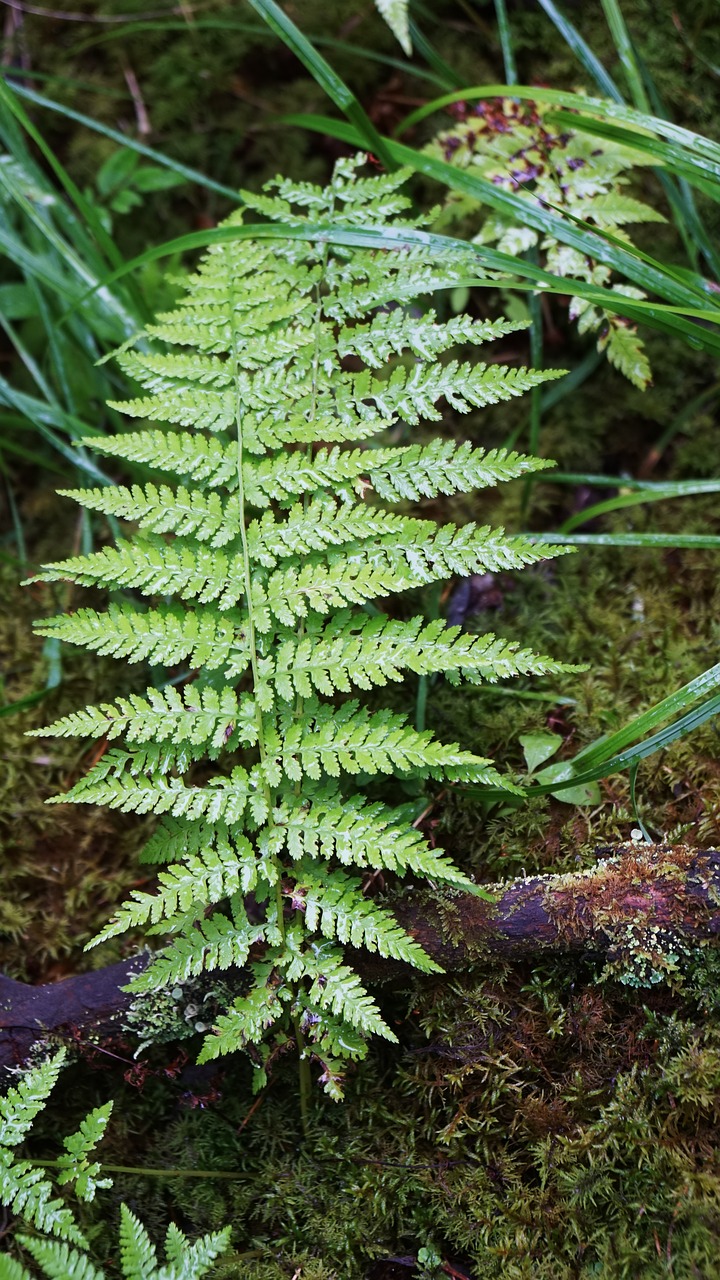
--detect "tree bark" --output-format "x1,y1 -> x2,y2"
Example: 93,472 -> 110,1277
1,842 -> 718,1070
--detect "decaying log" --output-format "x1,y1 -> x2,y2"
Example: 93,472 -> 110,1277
1,843 -> 718,1071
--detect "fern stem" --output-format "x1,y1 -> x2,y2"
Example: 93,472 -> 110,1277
229,278 -> 282,949
294,1016 -> 312,1136
32,1159 -> 250,1179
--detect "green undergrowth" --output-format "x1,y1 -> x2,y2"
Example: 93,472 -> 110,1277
19,948 -> 720,1279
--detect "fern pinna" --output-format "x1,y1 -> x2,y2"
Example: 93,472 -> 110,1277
0,1049 -> 230,1279
31,156 -> 569,1101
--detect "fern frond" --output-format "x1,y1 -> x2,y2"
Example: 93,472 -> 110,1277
60,759 -> 251,822
119,1205 -> 159,1280
0,1152 -> 87,1249
295,866 -> 441,972
34,603 -> 248,674
109,388 -> 235,433
374,0 -> 411,54
30,538 -> 242,607
162,1221 -> 232,1277
270,792 -> 476,888
0,1256 -> 34,1280
61,483 -> 239,547
82,430 -> 235,486
17,1237 -> 104,1280
56,1103 -> 113,1202
196,965 -> 290,1063
125,901 -> 267,992
601,319 -> 652,390
337,310 -> 525,367
254,526 -> 562,629
34,156 -> 572,1088
246,500 -> 415,567
0,1050 -> 65,1147
243,441 -> 553,506
35,685 -> 257,755
286,944 -> 397,1041
578,191 -> 666,228
300,1005 -> 368,1062
91,835 -> 259,944
273,698 -> 518,787
269,611 -> 571,700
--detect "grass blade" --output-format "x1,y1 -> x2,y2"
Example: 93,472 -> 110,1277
493,0 -> 517,86
529,532 -> 720,549
535,0 -> 622,100
3,79 -> 241,201
557,479 -> 720,535
600,0 -> 650,109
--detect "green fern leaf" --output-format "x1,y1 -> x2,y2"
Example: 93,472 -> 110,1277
196,965 -> 291,1064
0,1050 -> 65,1147
33,155 -> 572,1088
61,483 -> 238,547
119,1204 -> 159,1280
162,1221 -> 232,1277
267,790 -> 477,887
82,430 -> 236,486
125,899 -> 268,992
0,1257 -> 35,1280
286,944 -> 397,1041
34,603 -> 248,674
16,1238 -> 104,1280
600,320 -> 652,390
91,835 -> 260,943
56,1103 -> 113,1202
374,0 -> 411,54
35,685 -> 256,756
296,865 -> 441,972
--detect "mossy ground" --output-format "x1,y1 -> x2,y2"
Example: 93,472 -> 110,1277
2,1 -> 720,1275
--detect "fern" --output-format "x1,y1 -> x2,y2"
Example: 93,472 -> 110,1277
374,0 -> 411,55
30,155 -> 573,1100
0,1052 -> 230,1279
429,97 -> 663,387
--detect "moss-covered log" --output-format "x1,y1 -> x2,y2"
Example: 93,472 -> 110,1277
1,843 -> 718,1070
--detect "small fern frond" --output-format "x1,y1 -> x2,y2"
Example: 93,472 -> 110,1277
61,483 -> 238,547
274,698 -> 518,787
56,1103 -> 113,1202
337,310 -> 526,366
0,1256 -> 34,1280
16,1237 -> 104,1280
271,791 -> 477,887
119,1205 -> 159,1280
82,430 -> 236,486
0,1050 -> 65,1147
286,944 -> 397,1042
0,1153 -> 87,1249
269,612 -> 570,699
34,603 -> 248,674
125,902 -> 267,992
91,835 -> 259,943
35,685 -> 257,756
374,0 -> 411,54
162,1222 -> 232,1276
196,966 -> 290,1064
295,866 -> 441,972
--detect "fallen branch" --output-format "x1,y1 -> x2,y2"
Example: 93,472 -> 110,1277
1,843 -> 718,1070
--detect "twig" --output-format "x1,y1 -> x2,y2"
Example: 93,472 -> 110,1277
123,63 -> 151,137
